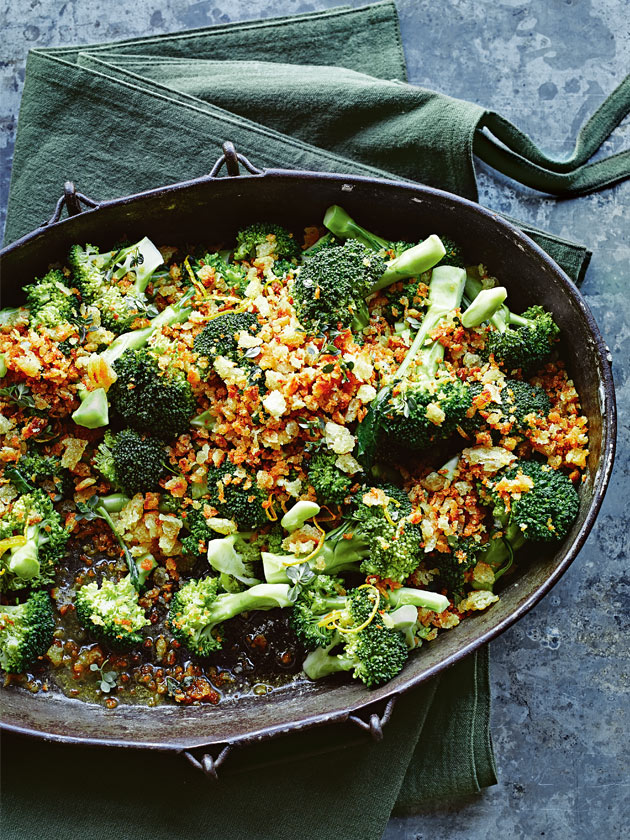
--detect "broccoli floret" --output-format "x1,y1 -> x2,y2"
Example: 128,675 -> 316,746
294,240 -> 383,332
193,252 -> 248,295
486,459 -> 579,543
94,429 -> 167,495
193,311 -> 260,366
437,237 -> 465,268
433,535 -> 483,594
109,348 -> 196,440
24,269 -> 80,328
485,304 -> 560,375
464,379 -> 551,437
74,576 -> 150,649
458,273 -> 562,376
68,238 -> 164,302
475,460 -> 580,587
68,238 -> 164,335
0,591 -> 55,673
307,451 -> 354,505
233,223 -> 300,262
265,485 -> 423,584
204,462 -> 269,530
207,532 -> 263,590
7,452 -> 72,498
290,573 -> 347,649
302,586 -> 408,687
0,490 -> 68,591
293,226 -> 446,334
71,287 -> 196,430
349,485 -> 424,583
357,266 -> 471,464
381,275 -> 428,324
168,578 -> 292,657
180,508 -> 214,557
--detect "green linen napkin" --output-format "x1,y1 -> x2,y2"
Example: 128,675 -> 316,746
2,3 -> 628,837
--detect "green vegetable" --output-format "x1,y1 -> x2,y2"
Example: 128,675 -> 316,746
193,311 -> 260,365
0,591 -> 55,673
307,451 -> 354,505
168,578 -> 293,657
75,576 -> 150,649
302,586 -> 408,688
72,287 -> 195,429
94,429 -> 168,495
0,490 -> 69,591
357,265 -> 470,464
24,269 -> 79,328
109,348 -> 196,440
233,223 -> 300,262
280,500 -> 321,533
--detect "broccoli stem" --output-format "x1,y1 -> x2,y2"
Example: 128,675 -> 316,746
464,274 -> 533,333
280,500 -> 321,533
108,237 -> 164,292
395,265 -> 467,382
323,205 -> 390,252
99,493 -> 131,513
372,236 -> 447,291
206,584 -> 293,626
302,639 -> 349,680
461,287 -> 507,328
72,386 -> 110,429
8,525 -> 41,580
0,353 -> 7,378
387,586 -> 449,613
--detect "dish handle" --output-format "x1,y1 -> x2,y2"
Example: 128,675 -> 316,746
181,693 -> 399,781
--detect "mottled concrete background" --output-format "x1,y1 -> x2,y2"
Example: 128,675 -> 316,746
1,0 -> 629,837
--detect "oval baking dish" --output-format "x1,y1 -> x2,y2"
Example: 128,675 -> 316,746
0,146 -> 616,771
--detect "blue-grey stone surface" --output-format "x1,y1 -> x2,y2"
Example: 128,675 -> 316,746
1,1 -> 628,837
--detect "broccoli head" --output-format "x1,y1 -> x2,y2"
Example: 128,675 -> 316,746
233,223 -> 300,262
356,266 -> 470,464
302,586 -> 409,687
24,269 -> 79,328
168,578 -> 292,657
432,535 -> 483,594
0,590 -> 55,673
485,459 -> 580,543
206,532 -> 263,591
94,429 -> 167,496
464,379 -> 551,437
290,573 -> 346,649
349,485 -> 424,583
486,305 -> 560,375
75,576 -> 150,649
307,451 -> 354,505
0,490 -> 68,591
193,252 -> 249,295
204,462 -> 268,530
293,240 -> 385,331
7,452 -> 72,498
193,311 -> 260,366
437,237 -> 465,268
109,347 -> 196,439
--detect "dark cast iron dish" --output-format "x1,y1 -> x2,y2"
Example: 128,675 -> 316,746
0,143 -> 616,777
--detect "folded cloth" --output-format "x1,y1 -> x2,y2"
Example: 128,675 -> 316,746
3,3 -> 628,838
